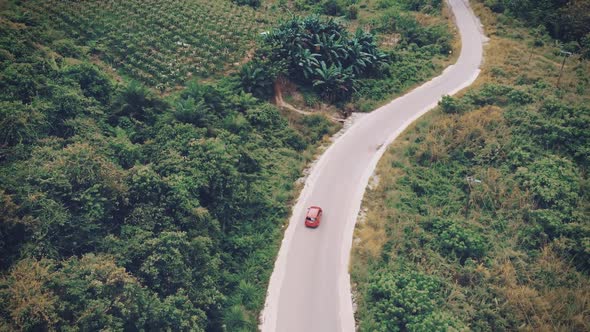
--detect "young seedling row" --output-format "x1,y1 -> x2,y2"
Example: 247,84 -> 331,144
24,0 -> 276,89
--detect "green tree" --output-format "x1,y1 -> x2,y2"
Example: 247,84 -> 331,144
64,63 -> 114,105
0,101 -> 47,146
364,269 -> 457,331
0,63 -> 45,103
253,15 -> 386,102
423,218 -> 488,263
0,259 -> 58,331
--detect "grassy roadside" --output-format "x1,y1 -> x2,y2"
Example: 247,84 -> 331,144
351,1 -> 589,331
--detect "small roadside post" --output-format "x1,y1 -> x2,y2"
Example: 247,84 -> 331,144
557,50 -> 572,88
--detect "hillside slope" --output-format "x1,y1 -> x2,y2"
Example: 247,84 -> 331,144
351,1 -> 589,331
0,3 -> 338,330
0,0 -> 458,330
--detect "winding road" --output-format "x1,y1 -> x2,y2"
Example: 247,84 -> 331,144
260,0 -> 486,331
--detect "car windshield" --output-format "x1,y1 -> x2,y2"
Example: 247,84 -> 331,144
306,217 -> 316,221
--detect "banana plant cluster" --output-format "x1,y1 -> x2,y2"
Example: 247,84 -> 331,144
246,16 -> 388,102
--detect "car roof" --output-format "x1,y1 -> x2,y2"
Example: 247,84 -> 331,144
307,206 -> 321,218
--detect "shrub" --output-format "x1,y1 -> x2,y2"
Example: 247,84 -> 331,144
581,33 -> 590,59
322,0 -> 344,16
403,0 -> 442,12
64,63 -> 113,104
302,90 -> 321,108
0,101 -> 47,146
239,60 -> 277,99
516,156 -> 580,212
245,104 -> 287,133
406,311 -> 465,331
345,5 -> 359,19
173,97 -> 212,127
364,269 -> 459,331
300,114 -> 331,143
439,95 -> 465,114
257,15 -> 386,102
491,66 -> 507,77
465,83 -> 513,106
377,12 -> 451,54
422,218 -> 488,263
52,39 -> 82,58
484,0 -> 505,13
232,0 -> 261,8
507,89 -> 534,105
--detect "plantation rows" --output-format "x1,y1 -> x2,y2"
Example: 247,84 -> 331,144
25,0 -> 276,88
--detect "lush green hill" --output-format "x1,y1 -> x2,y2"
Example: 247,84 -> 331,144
0,0 -> 458,330
0,2 -> 337,329
351,1 -> 589,331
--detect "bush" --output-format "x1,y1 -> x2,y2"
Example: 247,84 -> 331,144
406,311 -> 465,331
484,0 -> 505,13
258,15 -> 386,102
64,63 -> 114,104
0,101 -> 47,146
464,83 -> 513,106
439,95 -> 465,114
517,156 -> 580,212
581,33 -> 590,59
376,12 -> 451,54
322,0 -> 344,16
245,104 -> 287,133
232,0 -> 261,8
364,269 -> 458,331
300,114 -> 331,143
345,5 -> 359,19
403,0 -> 442,12
52,39 -> 83,58
507,89 -> 534,105
173,97 -> 212,127
239,60 -> 277,99
506,100 -> 590,168
422,218 -> 488,263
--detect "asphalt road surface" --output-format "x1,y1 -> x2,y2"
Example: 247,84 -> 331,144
260,0 -> 486,331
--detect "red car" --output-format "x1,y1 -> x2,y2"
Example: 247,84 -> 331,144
305,206 -> 323,228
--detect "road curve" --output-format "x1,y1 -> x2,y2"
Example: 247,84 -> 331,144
260,0 -> 486,331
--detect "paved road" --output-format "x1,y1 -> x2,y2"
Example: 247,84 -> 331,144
260,0 -> 486,331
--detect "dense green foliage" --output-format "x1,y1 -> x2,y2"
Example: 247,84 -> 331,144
294,0 -> 442,17
242,1 -> 452,108
483,0 -> 590,56
243,15 -> 387,101
0,4 -> 337,330
364,268 -> 464,331
352,3 -> 590,330
232,0 -> 261,9
352,0 -> 452,109
371,8 -> 450,54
